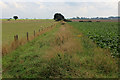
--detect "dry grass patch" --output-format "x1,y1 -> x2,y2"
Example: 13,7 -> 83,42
44,24 -> 83,60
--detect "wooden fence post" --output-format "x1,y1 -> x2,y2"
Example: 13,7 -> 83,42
27,32 -> 29,41
34,30 -> 35,37
16,35 -> 18,40
14,35 -> 18,41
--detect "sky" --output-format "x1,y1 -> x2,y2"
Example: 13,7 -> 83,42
0,0 -> 119,19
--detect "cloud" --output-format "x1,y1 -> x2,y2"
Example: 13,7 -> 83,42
0,0 -> 119,2
34,2 -> 45,8
0,1 -> 7,8
1,1 -> 118,19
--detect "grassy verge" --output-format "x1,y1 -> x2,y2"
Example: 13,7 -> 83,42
2,23 -> 61,78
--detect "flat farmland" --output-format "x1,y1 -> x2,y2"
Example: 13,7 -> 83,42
2,22 -> 118,78
68,22 -> 118,57
2,19 -> 55,44
71,19 -> 118,22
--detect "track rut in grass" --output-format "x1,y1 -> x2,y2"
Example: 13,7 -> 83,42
43,23 -> 83,60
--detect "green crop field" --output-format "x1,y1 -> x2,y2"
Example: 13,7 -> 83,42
2,21 -> 118,78
2,19 -> 54,44
68,22 -> 118,57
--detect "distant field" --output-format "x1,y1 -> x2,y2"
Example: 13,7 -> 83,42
2,19 -> 55,44
71,19 -> 118,22
68,22 -> 118,57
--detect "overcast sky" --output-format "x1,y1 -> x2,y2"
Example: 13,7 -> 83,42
0,0 -> 119,19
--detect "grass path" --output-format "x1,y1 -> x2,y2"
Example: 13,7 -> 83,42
2,22 -> 118,78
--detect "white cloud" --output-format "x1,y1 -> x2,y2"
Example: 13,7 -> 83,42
1,1 -> 118,19
0,1 -> 7,8
0,0 -> 119,2
12,2 -> 24,9
35,2 -> 45,8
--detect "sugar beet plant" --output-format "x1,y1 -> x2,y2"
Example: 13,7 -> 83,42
69,22 -> 119,57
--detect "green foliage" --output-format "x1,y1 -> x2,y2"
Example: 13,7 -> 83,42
69,22 -> 118,57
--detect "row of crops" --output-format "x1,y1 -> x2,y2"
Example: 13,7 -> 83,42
68,22 -> 119,57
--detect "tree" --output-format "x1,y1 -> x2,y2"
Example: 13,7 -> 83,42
54,13 -> 65,21
76,16 -> 80,19
7,18 -> 12,21
13,16 -> 18,20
